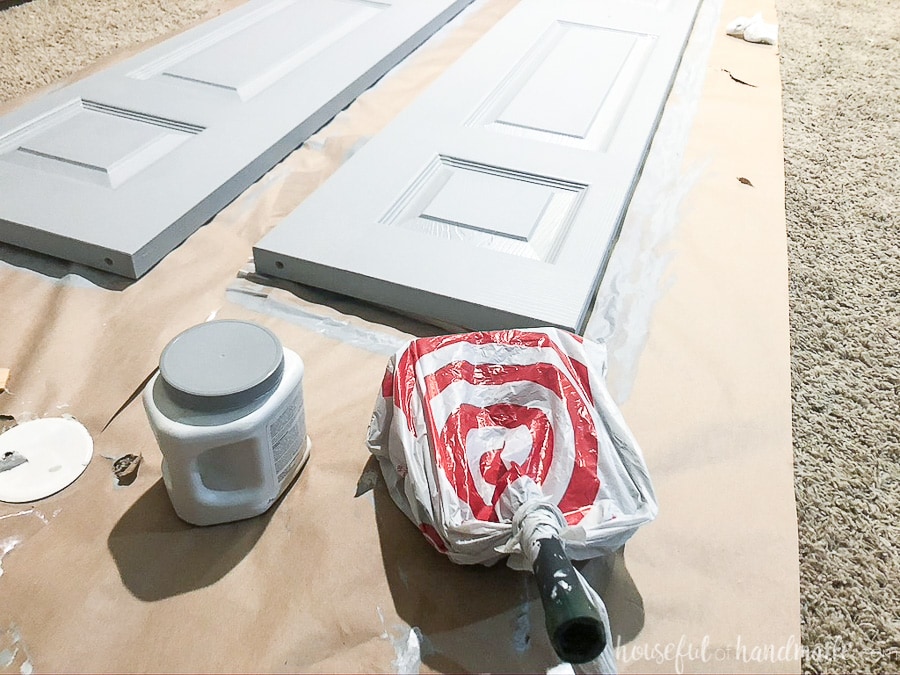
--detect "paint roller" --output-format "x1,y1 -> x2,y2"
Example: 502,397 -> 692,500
368,329 -> 658,668
516,497 -> 608,662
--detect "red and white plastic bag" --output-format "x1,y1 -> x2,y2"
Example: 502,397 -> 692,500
367,328 -> 658,569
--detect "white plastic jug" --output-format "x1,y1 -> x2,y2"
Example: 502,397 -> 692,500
143,320 -> 310,526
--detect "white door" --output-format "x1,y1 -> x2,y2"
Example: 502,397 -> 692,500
255,0 -> 701,333
0,0 -> 473,278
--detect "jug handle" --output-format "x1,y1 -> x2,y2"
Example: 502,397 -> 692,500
176,437 -> 271,514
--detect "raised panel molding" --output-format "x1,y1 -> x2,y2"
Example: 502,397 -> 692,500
143,0 -> 387,100
381,156 -> 585,262
254,0 -> 702,332
1,99 -> 201,187
0,0 -> 472,278
468,22 -> 656,151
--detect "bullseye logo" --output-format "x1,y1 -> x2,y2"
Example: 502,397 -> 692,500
382,330 -> 602,526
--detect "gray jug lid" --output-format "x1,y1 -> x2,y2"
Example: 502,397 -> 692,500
159,320 -> 284,411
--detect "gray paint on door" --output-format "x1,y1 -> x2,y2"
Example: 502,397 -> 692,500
0,0 -> 473,278
254,0 -> 702,333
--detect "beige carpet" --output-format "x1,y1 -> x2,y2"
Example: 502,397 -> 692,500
776,0 -> 900,672
0,0 -> 220,102
0,0 -> 897,673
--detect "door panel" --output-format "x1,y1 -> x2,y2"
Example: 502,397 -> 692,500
0,0 -> 471,278
141,0 -> 384,100
254,0 -> 701,332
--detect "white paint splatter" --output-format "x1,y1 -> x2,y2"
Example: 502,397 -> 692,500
547,663 -> 576,675
0,537 -> 22,578
551,579 -> 573,601
0,626 -> 33,675
0,508 -> 52,582
226,284 -> 407,356
0,508 -> 48,525
376,607 -> 423,674
583,0 -> 725,406
0,511 -> 30,523
512,599 -> 530,654
392,627 -> 422,674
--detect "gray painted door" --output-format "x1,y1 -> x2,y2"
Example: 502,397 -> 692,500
0,0 -> 473,278
254,0 -> 701,333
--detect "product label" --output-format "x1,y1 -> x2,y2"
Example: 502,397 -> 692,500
268,389 -> 305,483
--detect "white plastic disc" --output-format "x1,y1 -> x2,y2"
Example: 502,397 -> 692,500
0,418 -> 93,503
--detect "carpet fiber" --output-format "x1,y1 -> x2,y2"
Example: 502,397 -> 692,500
0,0 -> 219,101
777,0 -> 900,672
0,0 -> 897,672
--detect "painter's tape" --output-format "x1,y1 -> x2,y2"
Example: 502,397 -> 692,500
0,418 -> 93,503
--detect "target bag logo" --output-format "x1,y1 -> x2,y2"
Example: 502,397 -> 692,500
368,328 -> 658,564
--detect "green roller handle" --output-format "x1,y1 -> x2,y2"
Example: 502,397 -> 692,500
532,536 -> 606,664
